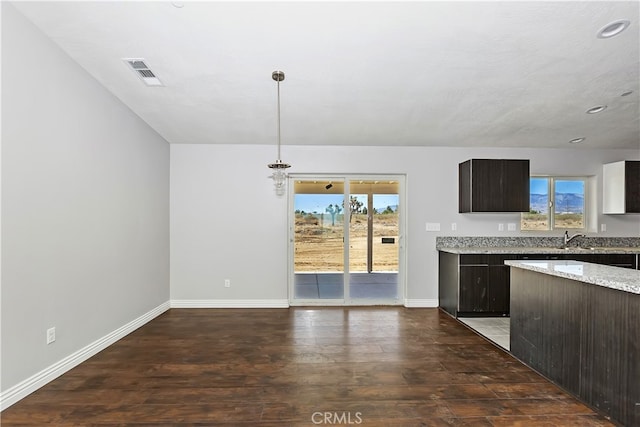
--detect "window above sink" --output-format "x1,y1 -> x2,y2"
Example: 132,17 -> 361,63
521,176 -> 594,232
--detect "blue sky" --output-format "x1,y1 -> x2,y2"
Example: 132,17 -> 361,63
530,178 -> 584,195
556,180 -> 584,194
295,194 -> 399,213
530,178 -> 548,195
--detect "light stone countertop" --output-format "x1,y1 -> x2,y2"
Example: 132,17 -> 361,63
505,260 -> 640,294
438,246 -> 640,255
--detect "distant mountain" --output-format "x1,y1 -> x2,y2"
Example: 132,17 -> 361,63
529,194 -> 548,213
555,193 -> 584,213
530,193 -> 583,213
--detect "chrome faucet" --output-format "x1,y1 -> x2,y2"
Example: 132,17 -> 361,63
564,230 -> 586,246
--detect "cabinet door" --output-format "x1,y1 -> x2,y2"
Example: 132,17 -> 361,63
626,161 -> 640,213
471,159 -> 503,212
488,265 -> 510,314
459,265 -> 488,312
501,159 -> 530,212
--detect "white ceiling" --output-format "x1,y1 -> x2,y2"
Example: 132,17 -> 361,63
11,1 -> 640,149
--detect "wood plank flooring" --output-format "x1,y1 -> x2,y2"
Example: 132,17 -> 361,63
1,308 -> 616,426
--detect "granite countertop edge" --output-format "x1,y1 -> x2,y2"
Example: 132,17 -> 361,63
438,247 -> 640,255
505,260 -> 640,294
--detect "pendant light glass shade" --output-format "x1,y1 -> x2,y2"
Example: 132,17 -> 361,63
268,70 -> 291,195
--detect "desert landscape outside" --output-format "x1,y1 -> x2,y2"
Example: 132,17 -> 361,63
293,184 -> 399,273
294,212 -> 399,272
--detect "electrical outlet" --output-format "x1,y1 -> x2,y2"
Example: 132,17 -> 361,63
451,223 -> 457,231
46,327 -> 56,345
507,223 -> 516,231
600,223 -> 607,232
425,223 -> 441,231
498,223 -> 504,231
224,279 -> 231,288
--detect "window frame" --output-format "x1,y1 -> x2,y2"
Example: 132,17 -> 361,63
521,175 -> 589,232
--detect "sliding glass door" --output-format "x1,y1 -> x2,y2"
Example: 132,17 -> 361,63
290,175 -> 404,305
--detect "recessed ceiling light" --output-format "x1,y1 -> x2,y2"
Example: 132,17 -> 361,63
597,20 -> 630,39
171,2 -> 184,8
621,90 -> 633,97
586,105 -> 607,114
569,137 -> 586,144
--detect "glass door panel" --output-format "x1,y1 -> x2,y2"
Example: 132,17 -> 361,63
348,180 -> 400,301
554,179 -> 585,229
522,177 -> 549,231
293,179 -> 344,300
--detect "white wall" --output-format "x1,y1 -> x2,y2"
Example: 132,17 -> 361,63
1,3 -> 170,393
171,144 -> 639,304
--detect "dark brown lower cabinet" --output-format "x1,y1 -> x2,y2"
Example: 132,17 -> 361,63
457,262 -> 511,314
439,253 -> 513,317
510,267 -> 639,427
458,255 -> 513,316
488,265 -> 510,313
438,251 -> 638,318
459,265 -> 488,312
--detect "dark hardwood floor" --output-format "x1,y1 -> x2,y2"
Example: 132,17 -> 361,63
2,308 -> 615,426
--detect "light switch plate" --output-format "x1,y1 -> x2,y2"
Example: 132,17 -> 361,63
507,223 -> 516,231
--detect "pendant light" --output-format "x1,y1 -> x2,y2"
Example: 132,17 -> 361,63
268,70 -> 291,195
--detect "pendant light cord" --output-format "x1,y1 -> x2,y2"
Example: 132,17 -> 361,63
276,78 -> 282,161
267,70 -> 289,172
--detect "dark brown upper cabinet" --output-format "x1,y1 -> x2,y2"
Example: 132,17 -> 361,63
603,160 -> 640,214
459,159 -> 530,213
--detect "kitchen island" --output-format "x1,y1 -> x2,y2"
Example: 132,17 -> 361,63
506,260 -> 639,427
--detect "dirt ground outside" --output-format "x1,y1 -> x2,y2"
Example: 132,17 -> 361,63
294,213 -> 399,272
521,213 -> 584,231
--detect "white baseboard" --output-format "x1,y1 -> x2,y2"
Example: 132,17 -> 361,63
171,299 -> 290,308
171,299 -> 435,308
404,299 -> 438,307
0,301 -> 170,411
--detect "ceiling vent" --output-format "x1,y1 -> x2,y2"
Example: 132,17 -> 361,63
123,58 -> 164,86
